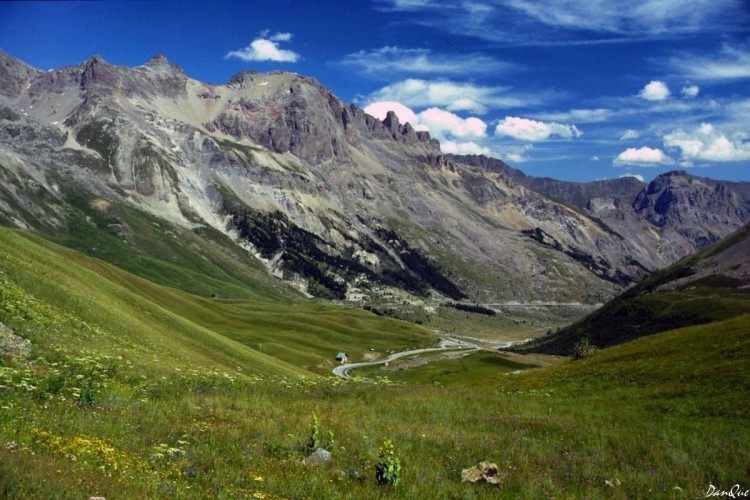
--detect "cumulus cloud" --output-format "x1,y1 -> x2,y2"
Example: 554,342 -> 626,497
638,80 -> 670,101
362,79 -> 534,114
664,123 -> 750,162
619,173 -> 645,182
225,32 -> 300,63
681,85 -> 700,98
494,116 -> 582,142
417,108 -> 487,139
670,45 -> 750,81
619,129 -> 640,141
613,146 -> 674,166
339,46 -> 515,75
440,140 -> 492,156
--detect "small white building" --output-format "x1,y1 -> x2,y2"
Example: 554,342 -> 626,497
335,352 -> 348,363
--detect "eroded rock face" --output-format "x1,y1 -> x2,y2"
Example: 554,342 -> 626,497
0,50 -> 41,98
207,74 -> 354,163
634,171 -> 749,236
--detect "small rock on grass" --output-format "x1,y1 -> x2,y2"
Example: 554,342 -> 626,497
0,323 -> 30,360
304,447 -> 331,465
461,461 -> 502,485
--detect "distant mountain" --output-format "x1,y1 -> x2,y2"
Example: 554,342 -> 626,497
513,222 -> 750,355
0,49 -> 748,305
448,154 -> 645,209
453,154 -> 750,272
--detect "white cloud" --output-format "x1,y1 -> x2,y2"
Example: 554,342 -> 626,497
339,46 -> 515,75
619,129 -> 640,140
613,146 -> 674,166
502,0 -> 736,35
724,99 -> 750,127
362,79 -> 535,114
377,0 -> 435,10
440,140 -> 492,156
619,173 -> 645,182
638,80 -> 670,101
494,116 -> 582,141
670,45 -> 750,81
225,32 -> 300,63
664,123 -> 750,162
681,85 -> 700,98
502,144 -> 534,163
417,108 -> 487,139
376,0 -> 742,44
267,32 -> 292,42
533,108 -> 612,123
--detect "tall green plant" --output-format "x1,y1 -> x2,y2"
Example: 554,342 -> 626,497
307,412 -> 320,450
375,439 -> 401,486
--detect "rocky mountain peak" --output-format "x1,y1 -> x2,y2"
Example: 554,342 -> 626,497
634,170 -> 749,247
0,49 -> 41,97
143,53 -> 185,75
145,53 -> 169,66
80,54 -> 117,90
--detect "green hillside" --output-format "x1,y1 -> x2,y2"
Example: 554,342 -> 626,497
1,225 -> 748,498
36,193 -> 292,302
517,223 -> 750,356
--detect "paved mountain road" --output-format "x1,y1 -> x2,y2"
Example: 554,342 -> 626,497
332,338 -> 479,379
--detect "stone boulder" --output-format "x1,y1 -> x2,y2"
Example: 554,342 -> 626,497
461,461 -> 502,485
304,447 -> 332,466
0,323 -> 30,359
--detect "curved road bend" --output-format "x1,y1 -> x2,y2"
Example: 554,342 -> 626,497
332,338 -> 479,379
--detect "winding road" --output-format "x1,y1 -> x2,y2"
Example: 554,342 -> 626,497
332,338 -> 479,379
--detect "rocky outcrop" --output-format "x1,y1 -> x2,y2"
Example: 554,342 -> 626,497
381,111 -> 440,150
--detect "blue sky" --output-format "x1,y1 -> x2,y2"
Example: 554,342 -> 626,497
1,0 -> 749,183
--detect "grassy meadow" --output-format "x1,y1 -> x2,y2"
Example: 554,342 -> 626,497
1,226 -> 749,498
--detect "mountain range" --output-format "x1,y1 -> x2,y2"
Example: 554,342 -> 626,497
1,49 -> 749,306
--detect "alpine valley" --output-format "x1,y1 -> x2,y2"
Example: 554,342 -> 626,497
0,50 -> 748,498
